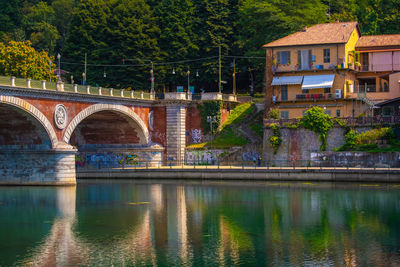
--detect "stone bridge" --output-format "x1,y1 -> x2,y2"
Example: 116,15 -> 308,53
0,76 -> 237,185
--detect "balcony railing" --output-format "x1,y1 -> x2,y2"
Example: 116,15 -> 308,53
360,64 -> 400,72
358,84 -> 377,93
265,116 -> 400,126
274,93 -> 339,102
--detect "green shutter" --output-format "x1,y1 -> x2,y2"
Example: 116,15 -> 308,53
297,50 -> 301,66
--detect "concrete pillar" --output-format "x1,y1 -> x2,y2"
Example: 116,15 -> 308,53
140,91 -> 144,99
86,85 -> 90,94
150,91 -> 155,100
130,90 -> 134,98
120,89 -> 124,97
73,84 -> 78,93
166,105 -> 186,165
98,87 -> 102,95
110,88 -> 113,96
57,81 -> 64,91
11,76 -> 15,87
26,78 -> 31,88
41,80 -> 46,90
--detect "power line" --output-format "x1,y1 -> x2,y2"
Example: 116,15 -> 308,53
60,55 -> 263,68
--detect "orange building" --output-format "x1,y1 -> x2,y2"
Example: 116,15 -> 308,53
263,21 -> 400,119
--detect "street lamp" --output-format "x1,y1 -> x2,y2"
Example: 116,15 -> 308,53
207,115 -> 217,151
150,62 -> 154,93
57,53 -> 61,82
187,69 -> 190,92
82,72 -> 86,85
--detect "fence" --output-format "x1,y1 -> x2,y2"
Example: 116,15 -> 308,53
265,116 -> 400,127
0,75 -> 153,100
76,158 -> 400,170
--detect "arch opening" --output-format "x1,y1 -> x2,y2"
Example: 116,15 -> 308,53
0,103 -> 53,150
70,110 -> 147,150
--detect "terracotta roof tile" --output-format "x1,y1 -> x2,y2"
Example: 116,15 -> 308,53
263,22 -> 358,48
356,35 -> 400,49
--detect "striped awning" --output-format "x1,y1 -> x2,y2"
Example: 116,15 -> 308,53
302,75 -> 335,90
271,76 -> 303,86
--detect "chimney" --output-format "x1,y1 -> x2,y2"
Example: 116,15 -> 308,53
302,26 -> 307,32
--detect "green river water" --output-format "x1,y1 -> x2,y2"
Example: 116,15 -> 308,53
0,180 -> 399,266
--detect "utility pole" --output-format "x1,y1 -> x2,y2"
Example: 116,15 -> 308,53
232,57 -> 236,95
218,45 -> 221,93
84,53 -> 87,85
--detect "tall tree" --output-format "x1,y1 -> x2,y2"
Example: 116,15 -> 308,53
21,1 -> 60,54
64,0 -> 161,88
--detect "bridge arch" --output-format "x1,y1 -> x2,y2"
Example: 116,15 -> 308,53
63,103 -> 150,145
0,95 -> 58,148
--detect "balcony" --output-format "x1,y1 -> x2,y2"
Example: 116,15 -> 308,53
360,64 -> 400,72
358,84 -> 377,93
274,93 -> 340,103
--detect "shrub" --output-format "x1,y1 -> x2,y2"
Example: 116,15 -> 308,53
300,107 -> 333,151
269,109 -> 279,119
356,127 -> 391,145
269,123 -> 282,154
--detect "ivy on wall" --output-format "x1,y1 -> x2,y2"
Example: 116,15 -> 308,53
268,123 -> 282,154
299,106 -> 333,151
198,100 -> 222,135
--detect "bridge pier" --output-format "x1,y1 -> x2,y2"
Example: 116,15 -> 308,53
0,147 -> 77,185
166,105 -> 186,165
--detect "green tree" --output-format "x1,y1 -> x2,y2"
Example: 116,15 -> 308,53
149,0 -> 199,90
300,106 -> 333,151
64,0 -> 161,88
0,41 -> 56,80
21,1 -> 60,54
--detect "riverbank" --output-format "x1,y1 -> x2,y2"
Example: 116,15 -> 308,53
77,166 -> 400,182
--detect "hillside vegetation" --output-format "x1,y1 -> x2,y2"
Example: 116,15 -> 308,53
1,0 -> 398,91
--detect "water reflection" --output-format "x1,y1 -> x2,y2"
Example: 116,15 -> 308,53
0,181 -> 399,266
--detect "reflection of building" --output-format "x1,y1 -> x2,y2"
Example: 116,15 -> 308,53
264,22 -> 400,118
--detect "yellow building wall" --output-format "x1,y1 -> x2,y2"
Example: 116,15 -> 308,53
273,44 -> 347,72
344,29 -> 360,68
276,99 -> 368,119
272,70 -> 356,101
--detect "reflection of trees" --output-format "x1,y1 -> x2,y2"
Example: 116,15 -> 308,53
10,182 -> 400,266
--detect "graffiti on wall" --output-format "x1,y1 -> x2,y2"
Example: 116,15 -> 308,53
75,151 -> 162,168
242,151 -> 261,162
185,150 -> 224,164
191,129 -> 203,143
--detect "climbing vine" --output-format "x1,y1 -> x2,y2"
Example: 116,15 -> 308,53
198,100 -> 222,135
299,106 -> 333,151
269,123 -> 282,154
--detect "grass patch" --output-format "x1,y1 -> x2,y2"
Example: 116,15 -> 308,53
222,102 -> 254,130
187,128 -> 248,149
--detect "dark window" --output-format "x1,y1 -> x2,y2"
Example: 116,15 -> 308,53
336,109 -> 341,117
298,50 -> 312,70
281,111 -> 289,119
362,53 -> 369,71
302,89 -> 309,94
324,109 -> 331,116
324,87 -> 331,93
281,85 -> 288,101
277,51 -> 291,65
382,106 -> 394,116
384,82 -> 389,92
323,49 -> 330,63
